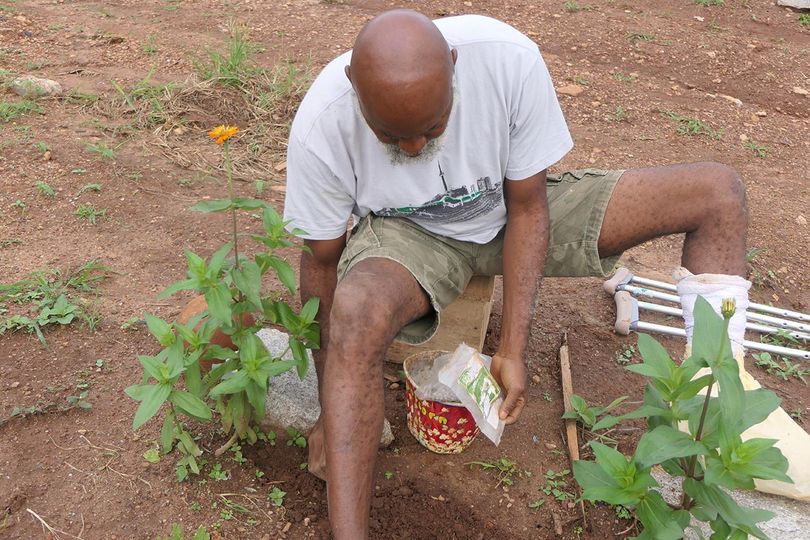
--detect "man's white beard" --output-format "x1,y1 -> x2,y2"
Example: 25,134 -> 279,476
384,130 -> 446,166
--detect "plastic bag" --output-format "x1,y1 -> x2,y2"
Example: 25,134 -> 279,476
438,343 -> 505,445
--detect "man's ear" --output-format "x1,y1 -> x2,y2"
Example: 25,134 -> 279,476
451,48 -> 458,65
344,65 -> 352,82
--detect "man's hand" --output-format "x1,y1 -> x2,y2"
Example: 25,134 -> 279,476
490,353 -> 527,424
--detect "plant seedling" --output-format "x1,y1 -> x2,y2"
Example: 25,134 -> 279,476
384,471 -> 394,480
615,344 -> 636,365
83,141 -> 117,160
801,14 -> 810,27
268,486 -> 286,506
286,426 -> 307,448
541,469 -> 575,501
466,457 -> 527,487
74,203 -> 107,224
32,141 -> 49,153
35,181 -> 56,197
208,463 -> 230,481
694,0 -> 724,5
753,352 -> 808,383
76,183 -> 102,196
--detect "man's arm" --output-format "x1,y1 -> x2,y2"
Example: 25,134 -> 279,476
300,235 -> 347,398
491,169 -> 550,424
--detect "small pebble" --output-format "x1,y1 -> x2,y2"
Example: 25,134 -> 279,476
531,374 -> 541,384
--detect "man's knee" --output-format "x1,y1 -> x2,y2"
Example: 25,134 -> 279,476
701,162 -> 747,217
329,279 -> 401,353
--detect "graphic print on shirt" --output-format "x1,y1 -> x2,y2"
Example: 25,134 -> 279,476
374,161 -> 503,224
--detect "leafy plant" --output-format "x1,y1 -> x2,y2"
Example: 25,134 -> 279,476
0,99 -> 43,122
156,524 -> 209,540
753,352 -> 808,383
74,203 -> 107,224
613,72 -> 637,83
541,468 -> 575,501
32,141 -> 49,153
616,344 -> 636,365
125,125 -> 319,483
209,463 -> 230,481
801,14 -> 810,27
564,1 -> 593,12
572,297 -> 790,539
466,457 -> 529,487
659,109 -> 722,139
77,183 -> 102,196
626,31 -> 655,44
84,141 -> 117,160
286,426 -> 307,448
268,486 -> 286,506
0,260 -> 110,346
195,24 -> 263,88
744,140 -> 768,158
695,0 -> 723,5
35,181 -> 56,197
562,394 -> 627,431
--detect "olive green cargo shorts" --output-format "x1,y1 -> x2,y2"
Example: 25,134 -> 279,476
336,169 -> 625,344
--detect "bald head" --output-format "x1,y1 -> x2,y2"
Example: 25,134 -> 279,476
347,10 -> 457,156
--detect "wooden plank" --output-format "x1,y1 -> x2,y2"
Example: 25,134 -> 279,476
386,275 -> 495,363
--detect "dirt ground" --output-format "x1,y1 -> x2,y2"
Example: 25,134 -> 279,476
1,0 -> 808,538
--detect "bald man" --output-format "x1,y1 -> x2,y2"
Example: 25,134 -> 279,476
283,10 -> 747,538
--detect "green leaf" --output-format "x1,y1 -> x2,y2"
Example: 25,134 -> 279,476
204,283 -> 232,325
124,384 -> 153,401
210,370 -> 251,396
144,314 -> 176,346
673,374 -> 713,402
138,354 -> 168,383
633,425 -> 707,469
191,198 -> 232,213
572,460 -> 632,505
245,380 -> 266,420
634,333 -> 675,380
207,242 -> 233,278
132,383 -> 172,430
158,278 -> 199,299
635,491 -> 684,540
592,415 -> 621,431
230,197 -> 267,210
715,358 -> 744,428
594,395 -> 628,415
289,338 -> 309,379
231,261 -> 262,311
691,296 -> 733,370
265,256 -> 297,294
739,389 -> 780,432
160,414 -> 175,454
300,297 -> 320,324
683,478 -> 773,539
169,390 -> 212,421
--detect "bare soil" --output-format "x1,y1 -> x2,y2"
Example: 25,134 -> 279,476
1,1 -> 808,539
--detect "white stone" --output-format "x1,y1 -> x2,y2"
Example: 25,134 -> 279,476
10,75 -> 62,98
777,0 -> 810,8
257,328 -> 394,446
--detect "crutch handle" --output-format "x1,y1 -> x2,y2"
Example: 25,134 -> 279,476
614,290 -> 636,335
604,267 -> 633,295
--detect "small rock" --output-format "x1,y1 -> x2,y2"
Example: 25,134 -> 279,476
707,51 -> 716,59
173,126 -> 188,135
274,161 -> 287,172
389,382 -> 400,390
777,0 -> 810,8
793,86 -> 808,96
739,134 -> 749,142
694,16 -> 705,22
556,84 -> 584,97
755,110 -> 767,117
396,486 -> 414,497
10,382 -> 20,389
42,150 -> 51,161
10,75 -> 62,98
796,215 -> 807,226
544,442 -> 557,450
531,374 -> 541,384
719,94 -> 742,107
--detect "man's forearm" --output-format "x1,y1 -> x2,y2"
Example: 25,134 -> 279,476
498,207 -> 549,360
300,250 -> 338,394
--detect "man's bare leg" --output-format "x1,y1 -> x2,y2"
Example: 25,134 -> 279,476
318,257 -> 430,538
597,162 -> 747,275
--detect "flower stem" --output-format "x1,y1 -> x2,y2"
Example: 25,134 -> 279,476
680,316 -> 731,509
224,141 -> 240,271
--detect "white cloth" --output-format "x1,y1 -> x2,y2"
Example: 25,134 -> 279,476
676,268 -> 810,501
283,15 -> 573,242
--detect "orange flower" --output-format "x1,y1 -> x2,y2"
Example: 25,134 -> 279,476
208,125 -> 239,145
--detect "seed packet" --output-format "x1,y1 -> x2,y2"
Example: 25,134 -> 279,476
438,343 -> 505,445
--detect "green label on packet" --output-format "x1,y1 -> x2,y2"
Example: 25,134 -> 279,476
458,365 -> 501,416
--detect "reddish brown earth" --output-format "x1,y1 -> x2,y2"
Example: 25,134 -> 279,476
1,1 -> 808,539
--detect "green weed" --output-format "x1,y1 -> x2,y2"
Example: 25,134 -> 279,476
11,199 -> 27,211
800,14 -> 810,27
571,74 -> 589,86
208,463 -> 230,481
0,259 -> 110,346
0,100 -> 43,122
74,203 -> 108,224
77,183 -> 102,196
541,469 -> 575,501
156,523 -> 210,540
615,344 -> 636,365
744,140 -> 768,158
35,181 -> 56,197
64,89 -> 100,106
286,426 -> 307,448
466,458 -> 529,487
32,141 -> 49,153
613,72 -> 637,83
83,141 -> 116,160
694,0 -> 723,5
659,110 -> 722,139
626,31 -> 655,44
564,1 -> 593,12
143,35 -> 159,55
268,486 -> 286,507
194,24 -> 262,87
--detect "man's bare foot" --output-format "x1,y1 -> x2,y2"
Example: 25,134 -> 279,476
307,417 -> 327,481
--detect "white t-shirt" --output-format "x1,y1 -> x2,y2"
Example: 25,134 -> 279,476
283,14 -> 572,243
